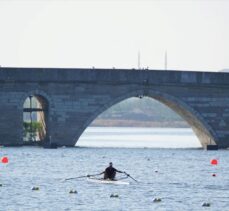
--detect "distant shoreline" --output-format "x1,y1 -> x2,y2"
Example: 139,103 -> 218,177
91,119 -> 189,128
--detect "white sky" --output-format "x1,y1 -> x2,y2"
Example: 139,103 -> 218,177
0,0 -> 229,71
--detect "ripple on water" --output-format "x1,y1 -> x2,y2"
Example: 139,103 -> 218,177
0,147 -> 229,210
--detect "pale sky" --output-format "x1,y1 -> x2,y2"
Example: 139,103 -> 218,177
0,0 -> 229,71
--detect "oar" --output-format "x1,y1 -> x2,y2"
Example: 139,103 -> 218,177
124,172 -> 138,183
65,175 -> 89,181
65,173 -> 101,181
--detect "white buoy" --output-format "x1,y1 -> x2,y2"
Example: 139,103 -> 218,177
31,186 -> 39,191
153,198 -> 162,202
110,194 -> 119,198
202,202 -> 211,207
69,190 -> 77,194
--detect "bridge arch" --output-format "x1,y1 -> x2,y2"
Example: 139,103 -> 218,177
20,90 -> 53,110
20,90 -> 52,144
75,89 -> 217,148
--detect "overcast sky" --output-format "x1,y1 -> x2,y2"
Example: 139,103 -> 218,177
0,0 -> 228,71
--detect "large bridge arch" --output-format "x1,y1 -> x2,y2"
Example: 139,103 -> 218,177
74,88 -> 217,148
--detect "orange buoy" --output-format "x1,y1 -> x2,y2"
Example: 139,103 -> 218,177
210,159 -> 218,165
1,157 -> 8,164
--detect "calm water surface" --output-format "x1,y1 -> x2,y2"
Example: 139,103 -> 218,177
78,127 -> 201,148
0,128 -> 228,211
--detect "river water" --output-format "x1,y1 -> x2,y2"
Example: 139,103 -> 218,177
0,127 -> 228,211
78,127 -> 201,148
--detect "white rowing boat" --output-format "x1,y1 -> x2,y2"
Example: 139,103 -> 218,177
87,178 -> 130,185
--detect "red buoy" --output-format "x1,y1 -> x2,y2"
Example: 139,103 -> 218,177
212,173 -> 216,177
1,157 -> 8,164
211,159 -> 218,165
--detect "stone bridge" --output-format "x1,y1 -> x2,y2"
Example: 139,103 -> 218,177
0,67 -> 229,148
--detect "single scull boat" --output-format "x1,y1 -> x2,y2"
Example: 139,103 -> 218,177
87,178 -> 129,185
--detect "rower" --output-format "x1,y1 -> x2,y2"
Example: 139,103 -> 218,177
100,162 -> 124,180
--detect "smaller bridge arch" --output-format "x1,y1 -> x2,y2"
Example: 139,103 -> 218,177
21,90 -> 51,144
20,90 -> 53,110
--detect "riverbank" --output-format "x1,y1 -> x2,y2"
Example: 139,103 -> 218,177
91,119 -> 189,128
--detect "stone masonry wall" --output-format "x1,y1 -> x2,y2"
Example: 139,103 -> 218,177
0,67 -> 228,148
